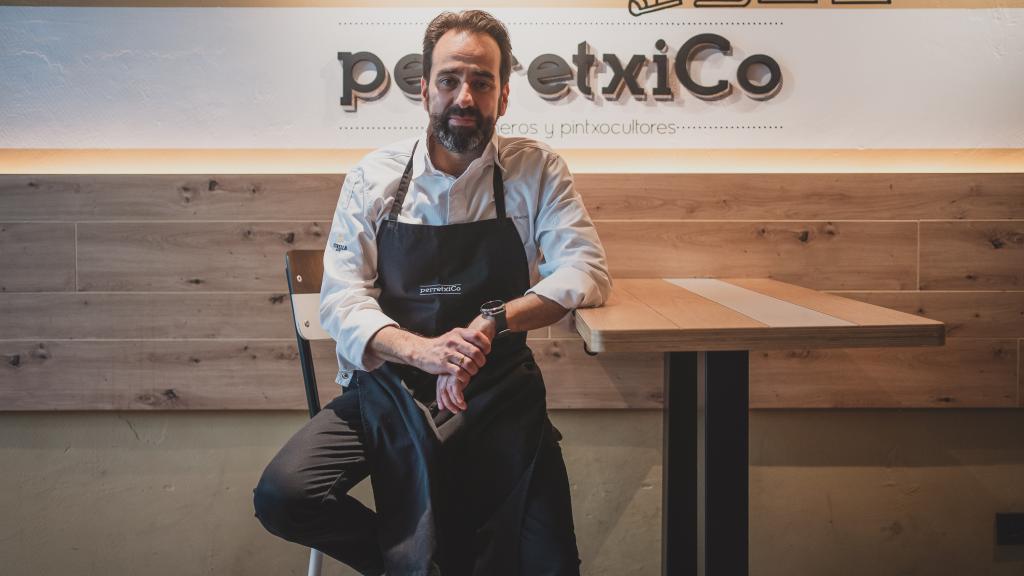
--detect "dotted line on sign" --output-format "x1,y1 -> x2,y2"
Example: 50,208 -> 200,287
339,126 -> 422,131
680,125 -> 784,129
338,21 -> 784,26
338,21 -> 425,25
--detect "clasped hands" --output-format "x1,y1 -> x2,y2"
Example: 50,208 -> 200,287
412,314 -> 497,414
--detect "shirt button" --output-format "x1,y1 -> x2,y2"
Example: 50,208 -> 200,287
341,371 -> 350,379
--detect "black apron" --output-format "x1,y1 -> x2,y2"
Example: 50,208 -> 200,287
353,141 -> 557,576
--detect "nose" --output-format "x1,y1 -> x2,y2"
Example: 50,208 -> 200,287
455,81 -> 474,108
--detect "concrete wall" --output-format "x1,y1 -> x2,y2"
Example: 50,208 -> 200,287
2,409 -> 1021,576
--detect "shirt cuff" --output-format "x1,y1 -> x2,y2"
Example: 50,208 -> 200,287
526,266 -> 609,309
344,308 -> 399,373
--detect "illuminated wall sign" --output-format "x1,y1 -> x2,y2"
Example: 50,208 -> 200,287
339,33 -> 782,110
1,6 -> 1022,150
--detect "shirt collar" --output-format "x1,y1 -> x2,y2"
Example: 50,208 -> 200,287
412,129 -> 504,181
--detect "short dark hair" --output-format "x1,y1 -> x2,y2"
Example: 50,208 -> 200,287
422,10 -> 513,87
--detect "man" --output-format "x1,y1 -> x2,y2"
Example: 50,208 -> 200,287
254,10 -> 610,576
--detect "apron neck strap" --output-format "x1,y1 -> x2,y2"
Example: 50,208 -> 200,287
492,156 -> 506,221
387,139 -> 507,222
387,140 -> 418,222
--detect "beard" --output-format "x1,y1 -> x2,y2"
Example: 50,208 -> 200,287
429,104 -> 496,154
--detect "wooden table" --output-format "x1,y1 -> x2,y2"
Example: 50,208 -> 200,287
572,278 -> 945,576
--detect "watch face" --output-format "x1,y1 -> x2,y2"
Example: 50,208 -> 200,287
481,299 -> 505,315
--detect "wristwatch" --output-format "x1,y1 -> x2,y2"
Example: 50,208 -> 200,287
480,299 -> 510,338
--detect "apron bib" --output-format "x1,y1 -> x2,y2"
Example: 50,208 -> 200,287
354,141 -> 554,576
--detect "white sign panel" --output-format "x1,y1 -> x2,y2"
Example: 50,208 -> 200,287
1,6 -> 1022,149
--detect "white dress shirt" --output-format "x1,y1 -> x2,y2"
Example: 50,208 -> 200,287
320,131 -> 612,387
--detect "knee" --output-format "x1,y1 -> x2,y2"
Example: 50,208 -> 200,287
252,462 -> 308,537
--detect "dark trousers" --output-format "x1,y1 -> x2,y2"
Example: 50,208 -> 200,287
252,381 -> 582,576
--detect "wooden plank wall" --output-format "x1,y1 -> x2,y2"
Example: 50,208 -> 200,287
1,173 -> 1021,410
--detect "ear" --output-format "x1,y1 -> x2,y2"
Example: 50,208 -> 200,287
420,77 -> 429,112
498,82 -> 510,117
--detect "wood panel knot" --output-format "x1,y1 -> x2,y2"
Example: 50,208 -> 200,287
881,521 -> 904,538
269,294 -> 286,304
989,232 -> 1022,249
6,354 -> 20,367
207,179 -> 219,191
797,230 -> 810,243
136,389 -> 181,406
546,341 -> 564,360
29,344 -> 49,360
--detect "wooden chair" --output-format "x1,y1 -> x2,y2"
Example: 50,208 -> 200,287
284,249 -> 330,576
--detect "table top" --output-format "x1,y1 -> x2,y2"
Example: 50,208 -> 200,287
572,278 -> 945,353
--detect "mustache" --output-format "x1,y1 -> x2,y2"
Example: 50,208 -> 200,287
444,105 -> 483,123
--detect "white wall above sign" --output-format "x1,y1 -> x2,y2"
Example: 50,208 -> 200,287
1,6 -> 1022,149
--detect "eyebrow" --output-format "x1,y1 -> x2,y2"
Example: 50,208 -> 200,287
436,67 -> 496,80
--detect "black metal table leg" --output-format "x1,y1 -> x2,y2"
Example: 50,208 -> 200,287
663,350 -> 749,576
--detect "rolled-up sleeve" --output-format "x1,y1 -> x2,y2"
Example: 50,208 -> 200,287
526,153 -> 612,309
319,166 -> 398,379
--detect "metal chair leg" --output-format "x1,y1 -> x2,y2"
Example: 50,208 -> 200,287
307,548 -> 324,576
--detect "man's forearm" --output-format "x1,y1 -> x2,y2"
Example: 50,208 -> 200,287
366,293 -> 567,368
365,325 -> 424,367
505,293 -> 569,333
366,321 -> 493,377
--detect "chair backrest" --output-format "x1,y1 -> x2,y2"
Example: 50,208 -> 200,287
285,250 -> 331,341
285,249 -> 330,417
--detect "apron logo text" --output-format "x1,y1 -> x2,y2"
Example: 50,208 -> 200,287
419,284 -> 463,296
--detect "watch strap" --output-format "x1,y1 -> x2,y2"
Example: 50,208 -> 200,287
492,309 -> 508,334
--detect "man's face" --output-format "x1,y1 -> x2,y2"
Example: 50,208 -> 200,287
421,29 -> 509,154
